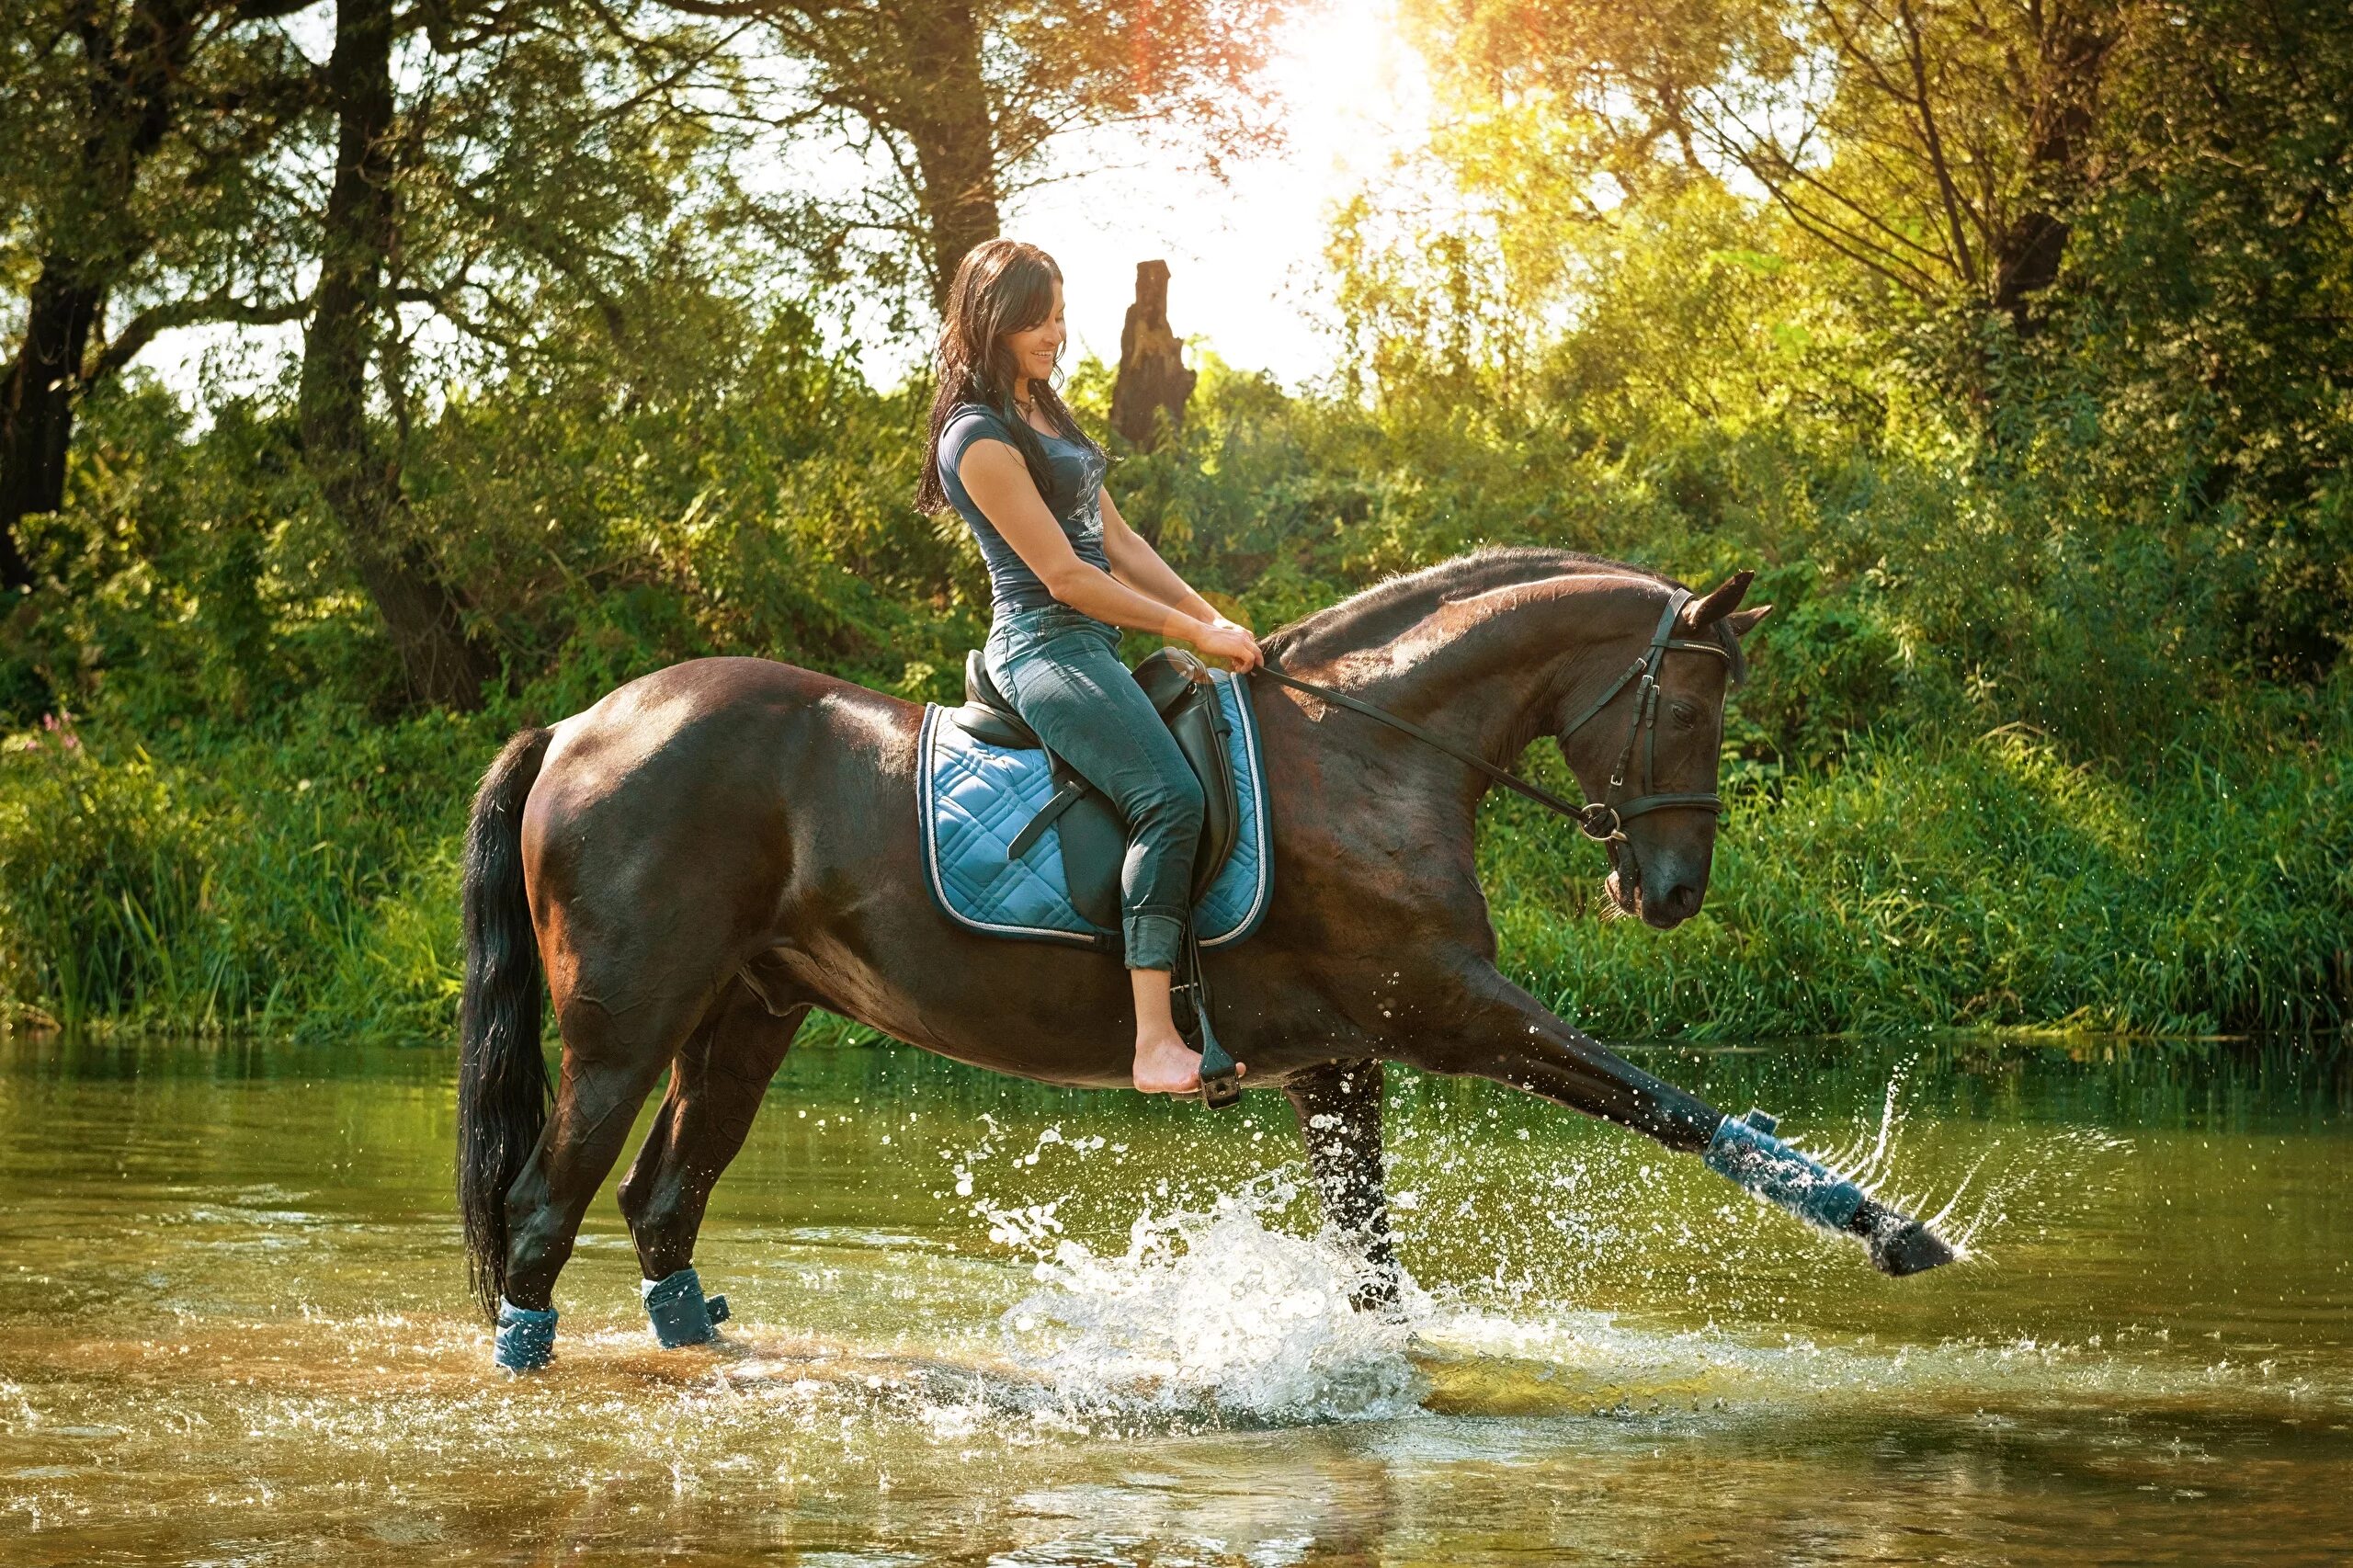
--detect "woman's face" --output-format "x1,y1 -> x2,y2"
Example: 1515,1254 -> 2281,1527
1000,278 -> 1066,388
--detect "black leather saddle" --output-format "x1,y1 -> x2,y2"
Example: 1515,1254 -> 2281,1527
949,646 -> 1242,935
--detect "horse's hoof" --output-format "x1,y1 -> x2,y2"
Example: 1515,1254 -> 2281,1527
1867,1217 -> 1959,1277
642,1266 -> 723,1347
494,1300 -> 558,1371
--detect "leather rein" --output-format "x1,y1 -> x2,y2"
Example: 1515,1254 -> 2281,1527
1246,586 -> 1733,844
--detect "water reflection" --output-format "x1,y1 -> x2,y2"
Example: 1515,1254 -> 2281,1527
1,1030 -> 2347,1564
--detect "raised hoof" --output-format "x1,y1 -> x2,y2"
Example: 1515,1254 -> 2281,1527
1868,1217 -> 1959,1277
494,1300 -> 558,1372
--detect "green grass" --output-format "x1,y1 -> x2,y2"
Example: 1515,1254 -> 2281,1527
1483,729 -> 2353,1038
6,699 -> 2347,1041
0,697 -> 489,1039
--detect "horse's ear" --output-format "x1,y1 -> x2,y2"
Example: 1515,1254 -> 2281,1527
1678,571 -> 1754,631
1725,605 -> 1772,638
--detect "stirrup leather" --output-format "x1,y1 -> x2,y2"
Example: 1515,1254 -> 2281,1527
1172,920 -> 1243,1109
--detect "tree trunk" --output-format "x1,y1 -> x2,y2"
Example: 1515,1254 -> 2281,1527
901,3 -> 1001,306
0,0 -> 200,591
1109,260 -> 1196,451
299,0 -> 488,710
1994,9 -> 2115,329
0,272 -> 104,591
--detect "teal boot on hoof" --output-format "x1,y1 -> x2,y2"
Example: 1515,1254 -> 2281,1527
1704,1108 -> 1960,1276
495,1300 -> 558,1371
1702,1108 -> 1866,1232
642,1266 -> 730,1347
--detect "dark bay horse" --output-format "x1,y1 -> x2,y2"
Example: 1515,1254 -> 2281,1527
457,546 -> 1955,1369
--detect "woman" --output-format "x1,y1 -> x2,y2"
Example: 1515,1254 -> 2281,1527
915,238 -> 1261,1096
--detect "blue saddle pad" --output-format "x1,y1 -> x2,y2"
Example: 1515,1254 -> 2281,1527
917,669 -> 1272,951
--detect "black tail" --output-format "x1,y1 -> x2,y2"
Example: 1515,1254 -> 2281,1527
457,724 -> 555,1320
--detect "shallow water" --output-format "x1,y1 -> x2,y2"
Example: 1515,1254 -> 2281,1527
2,1032 -> 2348,1565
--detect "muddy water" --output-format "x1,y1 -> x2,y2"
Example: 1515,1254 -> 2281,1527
1,1032 -> 2348,1565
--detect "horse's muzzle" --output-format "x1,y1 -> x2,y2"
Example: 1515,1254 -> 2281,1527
1608,844 -> 1701,928
1642,880 -> 1703,927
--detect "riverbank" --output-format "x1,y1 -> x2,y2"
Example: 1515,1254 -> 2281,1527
6,690 -> 2344,1041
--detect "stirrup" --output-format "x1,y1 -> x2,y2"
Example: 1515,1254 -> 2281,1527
1173,923 -> 1243,1109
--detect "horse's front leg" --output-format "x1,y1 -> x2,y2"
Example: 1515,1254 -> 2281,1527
1398,964 -> 1957,1276
1284,1060 -> 1402,1311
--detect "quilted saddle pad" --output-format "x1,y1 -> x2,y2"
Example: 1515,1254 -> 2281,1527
916,668 -> 1272,951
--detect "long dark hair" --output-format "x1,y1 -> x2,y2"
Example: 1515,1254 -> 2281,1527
915,238 -> 1104,515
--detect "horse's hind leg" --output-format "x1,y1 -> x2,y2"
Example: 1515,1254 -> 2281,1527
617,974 -> 809,1343
497,963 -> 723,1341
1286,1060 -> 1402,1311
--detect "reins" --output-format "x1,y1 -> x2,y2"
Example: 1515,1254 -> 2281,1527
1246,585 -> 1733,844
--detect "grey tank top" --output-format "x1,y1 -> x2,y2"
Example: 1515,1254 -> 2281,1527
936,402 -> 1110,614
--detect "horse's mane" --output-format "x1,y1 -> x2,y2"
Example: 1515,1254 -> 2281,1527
1260,545 -> 1743,681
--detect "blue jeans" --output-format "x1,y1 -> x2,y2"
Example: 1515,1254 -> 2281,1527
983,603 -> 1203,971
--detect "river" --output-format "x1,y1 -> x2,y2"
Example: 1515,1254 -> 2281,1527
2,1031 -> 2347,1564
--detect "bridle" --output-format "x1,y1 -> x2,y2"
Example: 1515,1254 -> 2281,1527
1248,585 -> 1733,847
1552,585 -> 1733,841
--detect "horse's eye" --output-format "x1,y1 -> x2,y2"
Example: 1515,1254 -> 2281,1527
1669,700 -> 1701,730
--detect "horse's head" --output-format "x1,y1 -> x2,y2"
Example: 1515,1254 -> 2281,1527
1553,572 -> 1770,930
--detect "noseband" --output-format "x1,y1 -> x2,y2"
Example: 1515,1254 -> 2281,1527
1250,585 -> 1733,845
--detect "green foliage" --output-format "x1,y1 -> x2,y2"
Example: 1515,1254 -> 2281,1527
3,0 -> 2349,1040
0,694 -> 490,1038
9,292 -> 2344,1040
1483,719 -> 2353,1037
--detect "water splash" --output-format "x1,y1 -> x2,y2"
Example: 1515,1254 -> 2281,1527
1811,1058 -> 2135,1259
915,1073 -> 2188,1433
984,1169 -> 1427,1425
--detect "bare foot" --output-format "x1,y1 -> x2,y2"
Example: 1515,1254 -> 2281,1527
1131,1030 -> 1199,1094
1131,1032 -> 1247,1096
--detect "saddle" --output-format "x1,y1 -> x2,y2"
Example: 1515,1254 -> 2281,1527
943,644 -> 1247,1108
947,646 -> 1243,932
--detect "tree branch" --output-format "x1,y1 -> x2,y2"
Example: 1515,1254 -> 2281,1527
84,292 -> 308,383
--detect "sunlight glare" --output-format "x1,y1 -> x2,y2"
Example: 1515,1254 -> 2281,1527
971,0 -> 1435,393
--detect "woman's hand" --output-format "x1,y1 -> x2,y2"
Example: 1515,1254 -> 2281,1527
1190,618 -> 1263,673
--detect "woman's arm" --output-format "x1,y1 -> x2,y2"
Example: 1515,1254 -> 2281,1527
1099,487 -> 1219,624
958,440 -> 1257,669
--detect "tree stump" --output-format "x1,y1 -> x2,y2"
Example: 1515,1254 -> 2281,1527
1108,260 -> 1196,452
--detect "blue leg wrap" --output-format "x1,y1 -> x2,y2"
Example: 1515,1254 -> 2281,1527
642,1266 -> 729,1347
1702,1109 -> 1867,1233
494,1299 -> 558,1372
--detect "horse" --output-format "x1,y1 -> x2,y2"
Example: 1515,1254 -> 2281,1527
455,546 -> 1956,1369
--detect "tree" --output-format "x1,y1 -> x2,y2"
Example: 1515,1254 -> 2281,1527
0,0 -> 317,593
298,0 -> 490,708
1412,0 -> 2147,327
1109,258 -> 1195,450
659,0 -> 1296,307
294,0 -> 762,709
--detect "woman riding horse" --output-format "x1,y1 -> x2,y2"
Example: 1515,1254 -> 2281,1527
456,339 -> 1960,1373
914,239 -> 1263,1096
